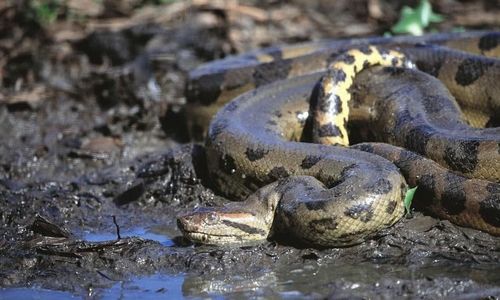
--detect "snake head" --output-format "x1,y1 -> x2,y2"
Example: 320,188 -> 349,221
176,206 -> 270,245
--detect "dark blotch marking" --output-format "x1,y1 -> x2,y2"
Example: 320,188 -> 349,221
378,47 -> 390,57
333,94 -> 342,114
359,46 -> 373,55
344,203 -> 374,223
268,166 -> 289,180
413,174 -> 436,209
245,147 -> 269,162
393,105 -> 414,130
308,217 -> 338,234
339,163 -> 359,179
340,54 -> 355,64
221,220 -> 267,235
318,91 -> 342,114
329,68 -> 347,84
455,58 -> 492,86
416,58 -> 443,78
363,178 -> 393,195
243,174 -> 265,191
400,182 -> 407,204
274,110 -> 283,118
404,124 -> 435,155
479,183 -> 500,227
264,127 -> 275,135
391,57 -> 399,67
326,49 -> 345,65
363,60 -> 370,69
188,72 -> 224,105
383,66 -> 406,76
304,199 -> 329,211
478,32 -> 500,52
253,59 -> 293,87
353,143 -> 374,154
440,172 -> 467,215
220,154 -> 237,175
265,46 -> 284,60
300,155 -> 322,169
486,183 -> 500,194
386,200 -> 398,215
392,150 -> 420,173
267,119 -> 277,126
443,140 -> 479,174
318,123 -> 343,138
224,101 -> 239,112
422,95 -> 448,114
317,92 -> 331,113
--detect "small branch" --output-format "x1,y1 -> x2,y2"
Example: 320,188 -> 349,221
112,216 -> 121,240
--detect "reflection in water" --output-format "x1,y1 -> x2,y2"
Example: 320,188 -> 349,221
0,288 -> 79,299
1,256 -> 498,298
182,271 -> 280,298
83,226 -> 174,247
182,260 -> 500,298
100,274 -> 184,299
180,262 -> 378,298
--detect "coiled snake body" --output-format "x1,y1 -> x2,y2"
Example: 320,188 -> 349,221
177,31 -> 500,247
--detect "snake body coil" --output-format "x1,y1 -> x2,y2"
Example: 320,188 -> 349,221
177,31 -> 500,247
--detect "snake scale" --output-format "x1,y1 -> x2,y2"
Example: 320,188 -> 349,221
177,31 -> 500,247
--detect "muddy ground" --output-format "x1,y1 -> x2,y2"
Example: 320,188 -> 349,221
0,0 -> 499,298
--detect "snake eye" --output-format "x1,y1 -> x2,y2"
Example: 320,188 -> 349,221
206,212 -> 219,224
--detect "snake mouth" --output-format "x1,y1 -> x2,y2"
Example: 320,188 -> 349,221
177,212 -> 269,245
180,231 -> 249,245
178,225 -> 264,245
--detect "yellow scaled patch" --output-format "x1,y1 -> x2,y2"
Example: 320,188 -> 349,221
314,46 -> 411,146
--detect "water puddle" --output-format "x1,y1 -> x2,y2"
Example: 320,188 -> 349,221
82,225 -> 175,247
180,261 -> 500,298
1,258 -> 499,298
0,275 -> 185,300
100,274 -> 185,299
0,287 -> 79,299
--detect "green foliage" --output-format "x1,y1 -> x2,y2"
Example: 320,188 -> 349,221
29,0 -> 62,25
391,0 -> 443,36
404,186 -> 418,215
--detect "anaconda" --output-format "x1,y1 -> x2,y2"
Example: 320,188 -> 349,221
177,31 -> 500,247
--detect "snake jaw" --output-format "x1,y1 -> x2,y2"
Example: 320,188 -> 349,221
176,183 -> 283,245
177,207 -> 271,245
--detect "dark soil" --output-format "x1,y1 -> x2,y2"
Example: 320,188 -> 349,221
1,0 -> 499,298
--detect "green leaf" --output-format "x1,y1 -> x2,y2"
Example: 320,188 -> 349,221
417,0 -> 432,25
400,6 -> 414,18
391,0 -> 443,36
416,0 -> 444,25
404,186 -> 418,215
30,0 -> 61,25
